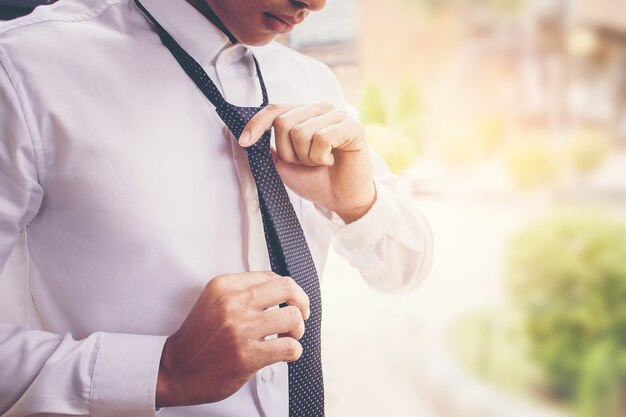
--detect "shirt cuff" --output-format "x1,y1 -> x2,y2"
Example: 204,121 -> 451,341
90,333 -> 168,417
314,179 -> 396,249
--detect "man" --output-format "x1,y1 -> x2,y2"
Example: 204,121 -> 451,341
0,0 -> 433,416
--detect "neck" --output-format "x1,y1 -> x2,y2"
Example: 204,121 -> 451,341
185,0 -> 238,44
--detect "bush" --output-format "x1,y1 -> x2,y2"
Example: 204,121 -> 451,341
507,213 -> 626,416
358,82 -> 387,125
392,79 -> 423,143
366,124 -> 420,174
358,80 -> 423,173
565,128 -> 610,174
393,79 -> 422,126
448,307 -> 545,396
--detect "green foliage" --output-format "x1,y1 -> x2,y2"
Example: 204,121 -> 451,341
577,341 -> 623,417
507,213 -> 626,416
358,80 -> 423,173
393,79 -> 422,126
449,307 -> 545,396
478,0 -> 526,15
403,0 -> 452,15
565,129 -> 610,174
504,128 -> 610,190
366,124 -> 420,174
358,82 -> 387,125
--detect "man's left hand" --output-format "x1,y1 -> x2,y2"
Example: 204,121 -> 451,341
239,102 -> 376,224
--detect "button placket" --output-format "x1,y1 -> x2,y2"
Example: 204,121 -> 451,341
136,6 -> 325,411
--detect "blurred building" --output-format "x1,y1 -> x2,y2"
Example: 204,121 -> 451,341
572,0 -> 626,144
573,0 -> 624,33
284,0 -> 360,100
522,0 -> 626,144
286,0 -> 358,66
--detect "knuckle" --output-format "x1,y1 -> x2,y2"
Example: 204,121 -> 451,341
279,276 -> 296,291
286,305 -> 302,324
241,286 -> 255,306
208,274 -> 227,292
333,109 -> 350,120
312,131 -> 330,145
289,125 -> 307,142
222,318 -> 241,344
266,103 -> 279,113
317,101 -> 335,112
274,114 -> 289,131
216,294 -> 238,316
354,119 -> 366,136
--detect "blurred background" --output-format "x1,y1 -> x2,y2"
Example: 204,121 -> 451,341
2,0 -> 625,416
284,1 -> 626,416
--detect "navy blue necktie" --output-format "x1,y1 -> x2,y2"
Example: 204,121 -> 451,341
133,2 -> 324,416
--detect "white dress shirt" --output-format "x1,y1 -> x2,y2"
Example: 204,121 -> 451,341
0,0 -> 433,416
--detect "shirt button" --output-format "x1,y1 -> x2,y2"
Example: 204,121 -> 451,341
248,198 -> 259,212
261,367 -> 273,382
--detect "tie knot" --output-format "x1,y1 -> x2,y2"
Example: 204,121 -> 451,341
244,131 -> 271,153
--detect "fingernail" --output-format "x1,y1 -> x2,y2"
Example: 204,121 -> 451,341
305,309 -> 311,320
239,131 -> 250,145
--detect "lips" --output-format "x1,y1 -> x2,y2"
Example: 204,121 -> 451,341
263,12 -> 298,34
269,12 -> 302,26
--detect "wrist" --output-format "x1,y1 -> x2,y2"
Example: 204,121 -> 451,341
333,183 -> 377,224
155,337 -> 175,409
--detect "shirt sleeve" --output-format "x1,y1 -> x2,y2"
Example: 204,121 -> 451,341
0,44 -> 167,417
315,151 -> 434,292
309,63 -> 433,292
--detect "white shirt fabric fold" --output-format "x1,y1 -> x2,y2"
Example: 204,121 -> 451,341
0,0 -> 433,415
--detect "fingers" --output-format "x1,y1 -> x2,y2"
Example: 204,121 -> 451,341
239,101 -> 364,168
254,337 -> 303,368
274,103 -> 335,164
248,101 -> 359,166
253,305 -> 306,340
208,272 -> 310,321
248,275 -> 310,319
240,103 -> 299,147
208,271 -> 278,292
290,109 -> 347,166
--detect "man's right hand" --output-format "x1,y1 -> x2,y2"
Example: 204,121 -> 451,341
155,271 -> 310,408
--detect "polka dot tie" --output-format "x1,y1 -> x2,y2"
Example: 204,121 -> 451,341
133,1 -> 325,416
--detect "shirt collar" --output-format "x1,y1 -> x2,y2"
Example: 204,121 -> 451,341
137,0 -> 232,67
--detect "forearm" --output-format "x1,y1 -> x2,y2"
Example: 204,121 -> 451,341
321,178 -> 433,291
0,323 -> 166,416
